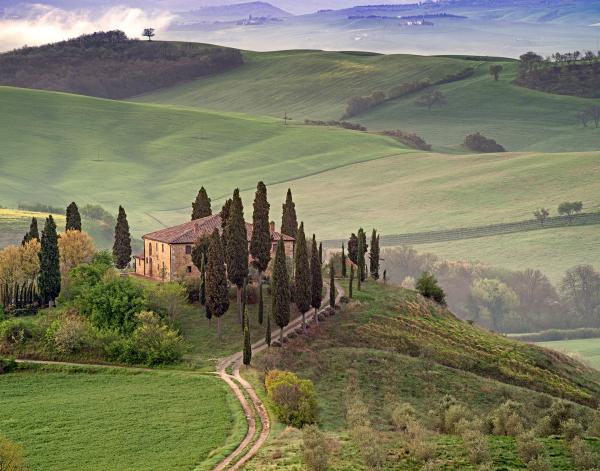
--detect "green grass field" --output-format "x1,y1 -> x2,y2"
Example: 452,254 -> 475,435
137,53 -> 600,152
537,338 -> 600,370
0,366 -> 243,471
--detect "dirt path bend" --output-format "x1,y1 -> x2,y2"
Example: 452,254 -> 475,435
213,281 -> 344,471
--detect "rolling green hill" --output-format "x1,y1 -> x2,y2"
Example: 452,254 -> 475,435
136,52 -> 600,152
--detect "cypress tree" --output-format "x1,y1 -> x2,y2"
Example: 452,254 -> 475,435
341,243 -> 347,278
294,222 -> 311,332
250,181 -> 271,279
329,264 -> 336,308
242,306 -> 252,366
191,186 -> 212,220
319,242 -> 323,265
66,202 -> 82,231
265,309 -> 271,347
357,231 -> 364,291
271,238 -> 290,346
22,217 -> 39,245
310,234 -> 323,324
280,188 -> 298,238
220,198 -> 233,254
349,264 -> 354,298
383,269 -> 387,285
225,189 -> 249,325
113,206 -> 132,269
242,277 -> 248,317
206,229 -> 230,339
38,215 -> 60,306
370,229 -> 380,280
358,228 -> 368,282
258,281 -> 264,325
348,233 -> 358,264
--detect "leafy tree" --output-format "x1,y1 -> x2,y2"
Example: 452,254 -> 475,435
250,181 -> 271,279
470,278 -> 518,330
22,217 -> 39,245
143,28 -> 155,41
369,229 -> 380,280
558,201 -> 583,222
489,64 -> 503,81
585,105 -> 600,128
272,238 -> 291,345
577,110 -> 591,128
243,306 -> 252,366
507,268 -> 559,315
415,89 -> 447,111
113,206 -> 132,269
258,281 -> 264,325
310,235 -> 323,322
294,222 -> 311,332
146,282 -> 187,325
39,215 -> 61,305
534,208 -> 550,226
58,230 -> 95,277
225,189 -> 249,325
206,229 -> 229,339
329,265 -> 336,308
281,188 -> 298,238
66,201 -> 82,231
191,186 -> 212,220
416,272 -> 446,305
464,133 -> 506,153
561,265 -> 600,324
341,243 -> 347,278
265,370 -> 318,427
349,264 -> 354,298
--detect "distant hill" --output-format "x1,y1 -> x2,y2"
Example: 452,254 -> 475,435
183,1 -> 292,20
0,31 -> 243,99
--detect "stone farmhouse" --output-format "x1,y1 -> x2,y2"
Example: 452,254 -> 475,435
135,213 -> 295,281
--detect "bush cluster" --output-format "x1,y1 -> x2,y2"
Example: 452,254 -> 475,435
265,370 -> 318,428
302,425 -> 329,471
416,272 -> 446,305
304,119 -> 367,131
0,357 -> 16,374
464,132 -> 506,153
381,130 -> 432,151
342,91 -> 386,119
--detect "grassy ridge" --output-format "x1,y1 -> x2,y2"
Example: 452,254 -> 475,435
0,367 -> 242,471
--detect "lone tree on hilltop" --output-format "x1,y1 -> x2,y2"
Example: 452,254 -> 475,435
534,208 -> 550,226
415,89 -> 447,111
206,229 -> 229,339
558,201 -> 583,222
66,202 -> 82,231
294,222 -> 311,332
39,215 -> 60,306
113,206 -> 131,269
22,217 -> 39,245
143,28 -> 155,41
250,181 -> 271,281
272,238 -> 291,346
416,272 -> 446,305
281,188 -> 298,239
225,189 -> 249,325
369,229 -> 380,280
489,64 -> 503,81
192,186 -> 212,220
310,234 -> 323,324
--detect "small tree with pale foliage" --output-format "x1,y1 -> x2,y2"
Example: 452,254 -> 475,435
58,230 -> 95,277
533,208 -> 550,226
302,425 -> 329,471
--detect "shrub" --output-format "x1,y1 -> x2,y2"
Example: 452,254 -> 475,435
416,272 -> 446,305
403,419 -> 436,463
343,91 -> 386,118
351,424 -> 386,469
517,431 -> 544,463
587,409 -> 600,437
462,429 -> 490,465
487,400 -> 524,436
0,317 -> 44,347
389,79 -> 431,99
145,282 -> 188,324
0,357 -> 17,374
536,400 -> 576,437
302,425 -> 329,471
444,404 -> 471,434
391,402 -> 416,431
106,311 -> 185,366
570,437 -> 598,470
526,456 -> 551,471
381,130 -> 432,151
464,132 -> 506,153
0,435 -> 26,471
46,312 -> 91,355
562,418 -> 584,442
265,370 -> 318,428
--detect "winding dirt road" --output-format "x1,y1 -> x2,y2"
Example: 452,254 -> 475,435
213,281 -> 344,471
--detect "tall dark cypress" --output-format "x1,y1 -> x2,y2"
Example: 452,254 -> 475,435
258,281 -> 264,325
113,206 -> 132,269
191,186 -> 212,220
38,215 -> 60,305
294,222 -> 311,332
271,238 -> 290,346
357,231 -> 364,291
280,188 -> 298,239
348,233 -> 358,264
206,229 -> 229,339
341,243 -> 347,278
349,264 -> 354,298
310,234 -> 323,324
319,242 -> 323,265
66,202 -> 82,231
369,229 -> 380,280
329,264 -> 336,308
22,217 -> 39,245
220,198 -> 233,254
250,181 -> 271,278
265,309 -> 271,347
242,306 -> 252,366
225,189 -> 249,325
199,258 -> 211,324
358,228 -> 368,282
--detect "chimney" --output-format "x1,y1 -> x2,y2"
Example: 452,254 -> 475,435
270,221 -> 275,233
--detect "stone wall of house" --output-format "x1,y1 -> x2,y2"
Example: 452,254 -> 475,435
171,244 -> 200,280
145,239 -> 172,280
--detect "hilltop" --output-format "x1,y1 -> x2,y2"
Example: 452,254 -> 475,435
0,31 -> 243,99
181,2 -> 292,20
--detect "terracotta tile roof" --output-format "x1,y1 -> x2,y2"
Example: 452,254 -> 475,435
142,213 -> 295,245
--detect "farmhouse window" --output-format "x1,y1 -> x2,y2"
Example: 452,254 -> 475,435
185,245 -> 192,255
187,266 -> 192,273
